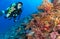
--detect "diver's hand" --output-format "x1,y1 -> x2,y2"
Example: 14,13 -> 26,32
1,10 -> 5,14
0,10 -> 5,16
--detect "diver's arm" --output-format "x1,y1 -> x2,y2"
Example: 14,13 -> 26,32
5,7 -> 10,14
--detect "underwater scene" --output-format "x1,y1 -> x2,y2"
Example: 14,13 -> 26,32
0,0 -> 60,39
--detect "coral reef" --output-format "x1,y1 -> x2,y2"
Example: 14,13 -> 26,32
5,0 -> 60,39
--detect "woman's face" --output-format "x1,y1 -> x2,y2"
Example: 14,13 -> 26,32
17,3 -> 22,9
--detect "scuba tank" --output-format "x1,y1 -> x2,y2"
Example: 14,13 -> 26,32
6,3 -> 16,18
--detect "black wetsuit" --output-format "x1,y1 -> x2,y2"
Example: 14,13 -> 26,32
5,3 -> 22,22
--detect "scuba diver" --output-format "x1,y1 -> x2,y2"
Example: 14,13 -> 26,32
4,2 -> 23,22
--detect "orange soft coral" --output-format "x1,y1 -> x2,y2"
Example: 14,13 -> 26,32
38,0 -> 53,13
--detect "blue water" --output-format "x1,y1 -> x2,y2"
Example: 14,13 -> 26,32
0,0 -> 52,39
0,0 -> 43,33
